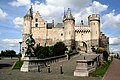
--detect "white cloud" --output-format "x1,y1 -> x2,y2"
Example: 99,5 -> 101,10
0,8 -> 7,20
74,1 -> 108,25
21,0 -> 107,25
31,0 -> 92,24
46,0 -> 92,12
0,39 -> 22,53
109,37 -> 120,52
2,39 -> 22,47
13,17 -> 23,29
109,37 -> 120,45
9,0 -> 31,7
102,10 -> 120,29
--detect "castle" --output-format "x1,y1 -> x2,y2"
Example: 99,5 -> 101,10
22,6 -> 109,58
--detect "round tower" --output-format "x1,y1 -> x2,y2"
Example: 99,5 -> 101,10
23,15 -> 32,38
63,8 -> 75,50
88,14 -> 100,47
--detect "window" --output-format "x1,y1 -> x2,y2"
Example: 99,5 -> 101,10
35,18 -> 38,22
61,33 -> 63,36
35,23 -> 38,27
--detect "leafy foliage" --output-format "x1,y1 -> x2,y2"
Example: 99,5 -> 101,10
53,42 -> 67,56
103,51 -> 109,61
34,42 -> 67,59
96,47 -> 106,53
0,50 -> 16,58
96,47 -> 109,61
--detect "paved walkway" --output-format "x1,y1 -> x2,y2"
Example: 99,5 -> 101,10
0,58 -> 17,69
103,59 -> 120,80
0,55 -> 102,80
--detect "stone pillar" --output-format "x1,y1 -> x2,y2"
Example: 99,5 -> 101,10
74,60 -> 96,77
21,57 -> 38,72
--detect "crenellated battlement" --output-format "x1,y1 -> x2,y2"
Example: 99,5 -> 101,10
75,30 -> 90,33
88,14 -> 100,21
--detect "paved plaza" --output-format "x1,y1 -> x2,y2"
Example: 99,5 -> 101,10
0,55 -> 102,80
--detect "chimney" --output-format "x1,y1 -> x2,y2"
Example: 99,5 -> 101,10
52,20 -> 54,27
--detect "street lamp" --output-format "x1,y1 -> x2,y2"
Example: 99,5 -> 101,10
19,42 -> 22,70
19,42 -> 22,54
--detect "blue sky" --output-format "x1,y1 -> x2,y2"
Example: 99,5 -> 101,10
0,0 -> 120,53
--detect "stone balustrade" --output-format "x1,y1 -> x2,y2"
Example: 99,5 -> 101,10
21,52 -> 79,72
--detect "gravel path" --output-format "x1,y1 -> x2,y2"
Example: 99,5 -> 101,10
102,59 -> 120,80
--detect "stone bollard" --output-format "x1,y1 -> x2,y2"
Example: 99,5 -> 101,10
48,65 -> 51,73
60,65 -> 63,74
38,64 -> 40,72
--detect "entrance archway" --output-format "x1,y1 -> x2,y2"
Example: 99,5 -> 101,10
77,41 -> 87,53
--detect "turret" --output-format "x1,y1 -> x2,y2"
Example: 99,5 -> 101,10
23,5 -> 33,36
88,14 -> 100,47
63,8 -> 75,50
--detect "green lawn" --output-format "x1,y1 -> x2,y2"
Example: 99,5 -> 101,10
12,60 -> 23,69
90,60 -> 112,77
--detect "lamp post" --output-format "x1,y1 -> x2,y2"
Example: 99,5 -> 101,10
19,42 -> 22,70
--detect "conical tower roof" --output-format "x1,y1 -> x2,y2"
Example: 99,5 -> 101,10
24,5 -> 33,19
63,8 -> 75,22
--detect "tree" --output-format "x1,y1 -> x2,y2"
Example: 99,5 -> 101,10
34,44 -> 50,59
96,47 -> 106,53
96,47 -> 109,62
34,44 -> 43,58
48,46 -> 54,57
103,51 -> 109,61
34,42 -> 67,59
53,42 -> 67,56
0,50 -> 16,59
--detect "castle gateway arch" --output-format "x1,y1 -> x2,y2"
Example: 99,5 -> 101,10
77,41 -> 87,53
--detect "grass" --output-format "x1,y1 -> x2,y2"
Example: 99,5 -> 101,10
12,60 -> 23,69
90,60 -> 112,77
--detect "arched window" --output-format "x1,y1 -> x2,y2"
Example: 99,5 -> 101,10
35,23 -> 38,27
35,18 -> 38,22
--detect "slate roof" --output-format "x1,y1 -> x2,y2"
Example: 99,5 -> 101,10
55,23 -> 63,28
47,23 -> 52,29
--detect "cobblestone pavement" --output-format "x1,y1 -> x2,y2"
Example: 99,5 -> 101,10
102,59 -> 120,80
0,55 -> 102,80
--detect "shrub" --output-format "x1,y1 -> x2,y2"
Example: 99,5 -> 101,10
96,47 -> 109,61
103,51 -> 109,61
53,42 -> 67,56
34,42 -> 67,59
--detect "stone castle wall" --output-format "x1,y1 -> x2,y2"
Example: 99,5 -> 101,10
22,7 -> 109,58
